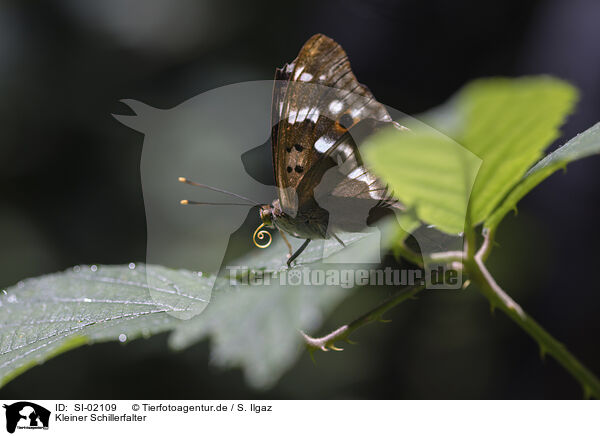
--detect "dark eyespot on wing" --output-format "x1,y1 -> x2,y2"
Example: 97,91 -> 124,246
339,113 -> 354,128
287,166 -> 293,173
294,144 -> 304,152
295,165 -> 304,173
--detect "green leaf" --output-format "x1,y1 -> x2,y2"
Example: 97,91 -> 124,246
364,77 -> 576,234
0,264 -> 211,388
169,278 -> 346,388
485,122 -> 600,229
0,230 -> 378,389
424,76 -> 578,226
362,120 -> 482,234
169,228 -> 388,389
461,77 -> 578,224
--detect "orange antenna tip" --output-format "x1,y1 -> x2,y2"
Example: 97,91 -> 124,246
178,177 -> 187,183
180,200 -> 189,205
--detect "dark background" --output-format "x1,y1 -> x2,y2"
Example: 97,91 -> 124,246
1,0 -> 599,399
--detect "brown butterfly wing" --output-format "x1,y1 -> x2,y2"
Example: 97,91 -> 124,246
301,119 -> 402,202
271,34 -> 404,235
302,119 -> 405,233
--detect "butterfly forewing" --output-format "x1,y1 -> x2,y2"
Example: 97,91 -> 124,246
271,34 -> 404,235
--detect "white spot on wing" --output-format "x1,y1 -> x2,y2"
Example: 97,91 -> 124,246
329,100 -> 343,114
297,107 -> 309,123
369,190 -> 385,200
337,143 -> 354,159
351,107 -> 364,118
308,109 -> 320,123
314,135 -> 336,153
293,65 -> 305,80
348,167 -> 365,179
288,109 -> 297,124
348,166 -> 377,184
299,72 -> 313,82
319,74 -> 326,81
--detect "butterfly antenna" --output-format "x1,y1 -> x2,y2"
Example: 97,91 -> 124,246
178,177 -> 259,205
180,200 -> 255,206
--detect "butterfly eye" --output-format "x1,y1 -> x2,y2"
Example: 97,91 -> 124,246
339,113 -> 354,128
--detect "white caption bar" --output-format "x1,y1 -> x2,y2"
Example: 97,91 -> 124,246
1,400 -> 596,435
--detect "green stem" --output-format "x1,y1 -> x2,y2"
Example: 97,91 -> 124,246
302,284 -> 425,352
476,227 -> 496,263
305,223 -> 600,398
467,253 -> 600,398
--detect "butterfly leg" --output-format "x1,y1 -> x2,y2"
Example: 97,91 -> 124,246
332,234 -> 346,248
287,239 -> 311,268
279,230 -> 293,258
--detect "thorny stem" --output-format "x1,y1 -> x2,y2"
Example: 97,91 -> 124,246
303,225 -> 600,398
468,228 -> 600,399
476,227 -> 496,263
302,284 -> 425,353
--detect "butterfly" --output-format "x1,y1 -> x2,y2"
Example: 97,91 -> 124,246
181,34 -> 406,267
